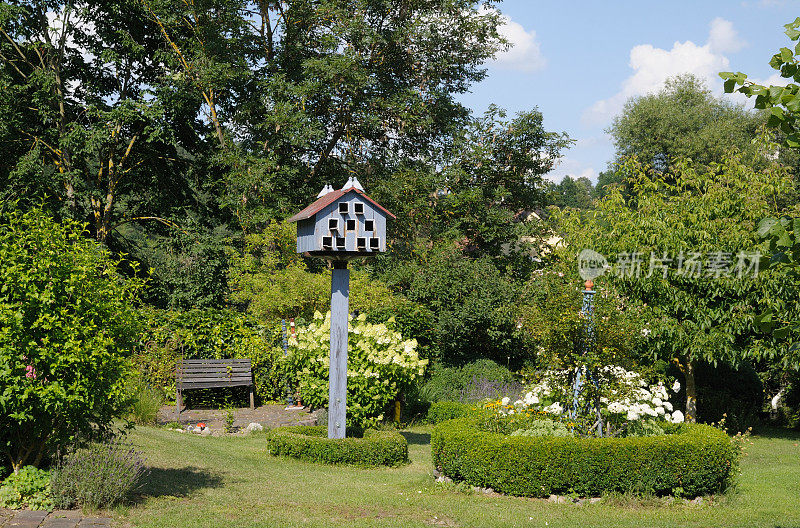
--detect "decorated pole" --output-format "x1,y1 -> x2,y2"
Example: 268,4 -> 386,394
571,279 -> 596,420
328,261 -> 349,438
288,177 -> 395,439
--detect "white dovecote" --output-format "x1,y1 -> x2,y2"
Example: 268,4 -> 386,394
288,183 -> 395,257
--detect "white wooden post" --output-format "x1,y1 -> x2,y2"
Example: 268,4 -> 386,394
329,261 -> 349,439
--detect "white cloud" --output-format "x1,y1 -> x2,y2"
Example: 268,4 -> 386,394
547,158 -> 598,183
708,17 -> 746,54
583,18 -> 746,125
487,10 -> 546,72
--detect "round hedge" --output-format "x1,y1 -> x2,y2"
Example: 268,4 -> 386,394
432,418 -> 739,498
266,425 -> 408,467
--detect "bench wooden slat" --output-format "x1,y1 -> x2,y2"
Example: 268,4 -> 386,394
180,381 -> 253,389
177,365 -> 252,370
178,376 -> 252,383
175,358 -> 255,418
176,368 -> 252,375
181,359 -> 251,364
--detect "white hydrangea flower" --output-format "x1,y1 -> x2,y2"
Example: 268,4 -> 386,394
608,401 -> 626,414
501,397 -> 510,406
626,410 -> 640,421
672,381 -> 681,393
544,402 -> 563,415
671,410 -> 684,423
652,397 -> 663,407
663,401 -> 673,412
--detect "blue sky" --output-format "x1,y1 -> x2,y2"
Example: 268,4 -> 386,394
458,0 -> 800,183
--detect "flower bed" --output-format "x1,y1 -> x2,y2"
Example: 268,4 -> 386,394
431,417 -> 739,498
266,426 -> 408,467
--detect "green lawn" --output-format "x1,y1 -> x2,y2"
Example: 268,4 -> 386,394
114,426 -> 800,528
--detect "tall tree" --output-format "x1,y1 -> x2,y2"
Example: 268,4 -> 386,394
143,0 -> 511,226
608,74 -> 764,173
557,155 -> 799,422
0,1 -> 203,241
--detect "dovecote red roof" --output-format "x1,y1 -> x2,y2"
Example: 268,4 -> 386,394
287,188 -> 396,222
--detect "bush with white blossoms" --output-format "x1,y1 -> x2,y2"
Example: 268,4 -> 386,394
286,311 -> 428,429
492,366 -> 683,437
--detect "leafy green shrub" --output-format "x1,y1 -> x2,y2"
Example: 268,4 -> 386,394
393,245 -> 523,366
427,401 -> 478,424
0,466 -> 53,510
136,308 -> 285,405
287,312 -> 427,429
432,417 -> 739,498
420,359 -> 519,403
125,378 -> 164,425
50,441 -> 147,509
510,418 -> 573,438
266,425 -> 408,467
0,208 -> 144,471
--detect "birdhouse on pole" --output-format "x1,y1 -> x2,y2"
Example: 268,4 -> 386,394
288,177 -> 395,439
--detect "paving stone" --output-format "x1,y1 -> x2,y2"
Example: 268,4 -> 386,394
39,518 -> 77,528
8,509 -> 48,527
48,512 -> 80,521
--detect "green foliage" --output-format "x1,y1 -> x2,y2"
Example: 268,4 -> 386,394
135,307 -> 285,404
557,155 -> 798,420
610,74 -> 764,172
432,418 -> 739,498
124,377 -> 164,426
518,266 -> 644,371
509,418 -> 573,438
427,401 -> 479,424
0,466 -> 53,511
419,359 -> 518,403
266,425 -> 408,467
227,221 -> 418,322
224,407 -> 235,433
0,208 -> 144,471
546,176 -> 595,209
751,216 -> 800,363
287,312 -> 427,429
721,18 -> 800,148
385,244 -> 523,366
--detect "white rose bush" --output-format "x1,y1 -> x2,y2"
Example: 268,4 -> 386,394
286,311 -> 428,429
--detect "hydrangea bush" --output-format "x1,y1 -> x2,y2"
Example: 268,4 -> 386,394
286,312 -> 428,429
492,366 -> 683,437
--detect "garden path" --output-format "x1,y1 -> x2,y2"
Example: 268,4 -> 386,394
0,509 -> 112,528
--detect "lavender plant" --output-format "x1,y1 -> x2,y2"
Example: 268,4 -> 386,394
50,441 -> 147,509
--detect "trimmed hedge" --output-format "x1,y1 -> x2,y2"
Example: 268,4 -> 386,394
432,418 -> 738,498
266,426 -> 408,467
427,401 -> 478,424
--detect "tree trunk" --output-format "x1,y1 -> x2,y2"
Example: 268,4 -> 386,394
685,359 -> 697,423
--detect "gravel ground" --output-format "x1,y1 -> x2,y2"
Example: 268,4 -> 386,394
157,403 -> 317,431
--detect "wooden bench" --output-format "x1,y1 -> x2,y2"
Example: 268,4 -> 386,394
175,358 -> 254,418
